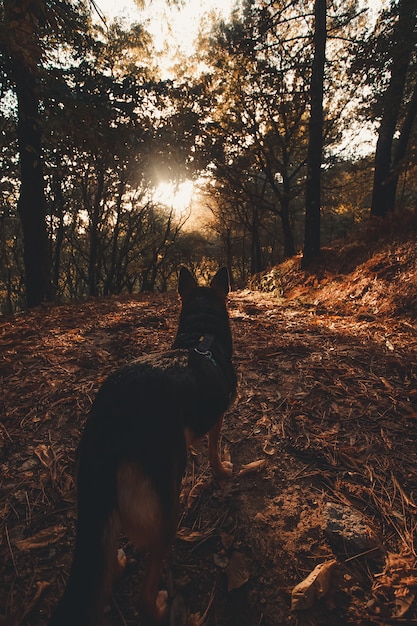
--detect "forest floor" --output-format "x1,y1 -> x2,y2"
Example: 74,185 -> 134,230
1,221 -> 417,626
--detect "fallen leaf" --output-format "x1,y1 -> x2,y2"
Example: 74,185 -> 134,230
238,459 -> 267,476
291,559 -> 337,611
34,444 -> 53,468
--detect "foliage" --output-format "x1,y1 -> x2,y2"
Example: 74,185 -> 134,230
0,2 -> 211,312
193,0 -> 369,282
0,0 -> 417,313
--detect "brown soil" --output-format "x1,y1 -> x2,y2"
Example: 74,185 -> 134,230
1,234 -> 417,626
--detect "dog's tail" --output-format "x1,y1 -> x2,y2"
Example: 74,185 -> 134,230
50,428 -> 118,626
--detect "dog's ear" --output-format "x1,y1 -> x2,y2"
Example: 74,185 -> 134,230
178,266 -> 198,300
210,267 -> 230,299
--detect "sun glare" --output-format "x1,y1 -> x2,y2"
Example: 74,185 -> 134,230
153,179 -> 195,213
95,0 -> 235,77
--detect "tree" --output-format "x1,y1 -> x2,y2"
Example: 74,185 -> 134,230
198,0 -> 313,270
302,0 -> 327,267
1,0 -> 55,306
196,0 -> 364,276
370,0 -> 417,217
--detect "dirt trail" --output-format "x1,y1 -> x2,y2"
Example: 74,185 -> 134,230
1,287 -> 417,625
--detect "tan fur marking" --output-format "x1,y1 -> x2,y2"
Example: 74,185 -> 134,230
117,463 -> 163,551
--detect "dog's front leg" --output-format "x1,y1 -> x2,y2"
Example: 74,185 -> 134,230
140,547 -> 169,623
208,416 -> 233,479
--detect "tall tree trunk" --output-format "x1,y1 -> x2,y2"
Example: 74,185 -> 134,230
52,159 -> 65,292
105,180 -> 125,295
11,58 -> 53,307
250,206 -> 263,275
3,0 -> 53,308
15,61 -> 53,307
370,0 -> 417,217
280,185 -> 296,258
52,207 -> 65,292
0,214 -> 14,314
141,251 -> 158,292
302,0 -> 326,268
88,171 -> 104,297
383,78 -> 417,211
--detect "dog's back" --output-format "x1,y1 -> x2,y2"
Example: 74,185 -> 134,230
50,267 -> 236,625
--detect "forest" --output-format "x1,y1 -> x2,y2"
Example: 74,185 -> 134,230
1,1 -> 417,626
0,0 -> 416,313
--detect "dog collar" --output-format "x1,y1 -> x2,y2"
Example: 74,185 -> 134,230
194,334 -> 217,367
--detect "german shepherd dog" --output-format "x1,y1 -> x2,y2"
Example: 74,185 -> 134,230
50,267 -> 237,625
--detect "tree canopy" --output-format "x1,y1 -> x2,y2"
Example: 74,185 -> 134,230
0,0 -> 416,312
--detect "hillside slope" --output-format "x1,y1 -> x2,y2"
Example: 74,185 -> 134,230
251,216 -> 417,319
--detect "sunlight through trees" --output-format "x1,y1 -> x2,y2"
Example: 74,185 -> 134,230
0,0 -> 416,311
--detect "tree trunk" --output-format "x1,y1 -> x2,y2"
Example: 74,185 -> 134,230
223,228 -> 234,289
88,171 -> 104,297
250,206 -> 263,275
105,180 -> 125,295
52,160 -> 65,292
370,0 -> 417,217
280,185 -> 296,258
0,214 -> 14,314
2,0 -> 54,308
13,59 -> 54,307
141,253 -> 158,292
302,0 -> 326,268
384,77 -> 417,211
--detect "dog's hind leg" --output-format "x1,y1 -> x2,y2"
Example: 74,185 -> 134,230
49,414 -> 123,626
49,499 -> 119,626
117,462 -> 178,623
208,415 -> 233,479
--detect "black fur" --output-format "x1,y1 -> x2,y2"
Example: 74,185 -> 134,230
49,267 -> 236,625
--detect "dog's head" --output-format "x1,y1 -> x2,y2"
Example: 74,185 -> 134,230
175,266 -> 233,359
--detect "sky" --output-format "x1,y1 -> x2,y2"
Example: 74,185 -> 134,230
95,0 -> 384,52
94,0 -> 235,56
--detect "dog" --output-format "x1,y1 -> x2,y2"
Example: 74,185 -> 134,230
49,266 -> 237,625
